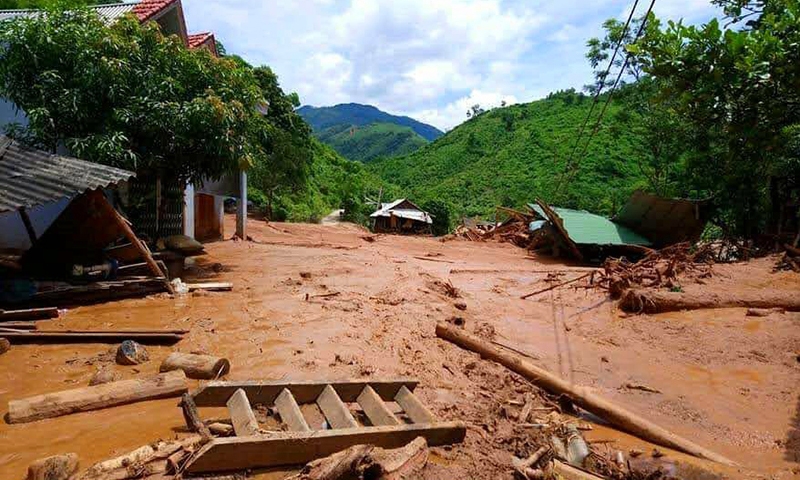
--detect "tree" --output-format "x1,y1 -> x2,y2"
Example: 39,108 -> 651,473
421,199 -> 451,236
0,6 -> 263,186
633,3 -> 800,235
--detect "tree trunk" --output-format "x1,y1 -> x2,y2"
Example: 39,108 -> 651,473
620,289 -> 800,314
160,352 -> 230,379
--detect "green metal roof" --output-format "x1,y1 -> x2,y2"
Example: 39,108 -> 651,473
529,204 -> 652,247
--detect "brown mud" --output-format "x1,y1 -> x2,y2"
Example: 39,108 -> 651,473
1,216 -> 799,479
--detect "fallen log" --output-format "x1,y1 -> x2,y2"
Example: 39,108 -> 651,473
7,370 -> 187,424
435,323 -> 734,465
27,453 -> 79,480
180,393 -> 211,441
287,437 -> 428,480
620,289 -> 800,314
0,330 -> 185,345
186,282 -> 233,292
0,322 -> 38,330
0,307 -> 59,322
160,352 -> 230,379
549,459 -> 604,480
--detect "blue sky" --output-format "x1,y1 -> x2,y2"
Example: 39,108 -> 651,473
182,0 -> 722,131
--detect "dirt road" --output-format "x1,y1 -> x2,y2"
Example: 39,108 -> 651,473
1,217 -> 798,478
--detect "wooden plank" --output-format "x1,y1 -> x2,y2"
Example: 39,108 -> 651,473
535,198 -> 584,261
394,386 -> 434,424
185,421 -> 467,473
316,384 -> 358,429
0,307 -> 59,322
357,386 -> 400,426
92,190 -> 173,294
226,389 -> 260,437
18,207 -> 37,244
274,388 -> 310,432
192,379 -> 419,407
181,393 -> 211,441
0,322 -> 37,330
7,371 -> 187,424
186,282 -> 233,292
0,331 -> 184,344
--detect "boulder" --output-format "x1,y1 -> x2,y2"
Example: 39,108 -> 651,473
116,341 -> 149,366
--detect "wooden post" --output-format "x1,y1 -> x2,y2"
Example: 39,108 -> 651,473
18,207 -> 37,245
91,190 -> 174,294
236,170 -> 247,240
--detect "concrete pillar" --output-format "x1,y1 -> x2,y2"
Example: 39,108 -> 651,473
183,183 -> 195,239
236,170 -> 247,239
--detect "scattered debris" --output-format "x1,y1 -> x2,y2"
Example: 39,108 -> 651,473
78,435 -> 203,480
512,446 -> 548,480
435,322 -> 734,465
413,256 -> 455,264
746,307 -> 786,317
160,352 -> 230,380
454,301 -> 467,311
521,272 -> 595,300
623,383 -> 662,394
116,340 -> 150,365
289,437 -> 429,480
88,368 -> 120,386
7,370 -> 188,424
27,453 -> 78,480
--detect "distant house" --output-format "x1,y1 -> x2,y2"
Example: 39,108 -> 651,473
0,0 -> 247,244
370,199 -> 433,234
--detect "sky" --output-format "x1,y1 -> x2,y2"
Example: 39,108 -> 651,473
182,0 -> 722,131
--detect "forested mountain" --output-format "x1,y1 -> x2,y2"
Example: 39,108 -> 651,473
367,90 -> 660,220
315,122 -> 428,163
298,103 -> 443,141
297,103 -> 442,162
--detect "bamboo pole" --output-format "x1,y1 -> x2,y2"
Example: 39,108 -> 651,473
435,323 -> 734,466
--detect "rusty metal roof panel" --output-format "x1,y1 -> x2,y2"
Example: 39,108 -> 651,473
0,136 -> 134,213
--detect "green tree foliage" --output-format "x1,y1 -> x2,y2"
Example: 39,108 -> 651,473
0,7 -> 262,185
633,2 -> 800,235
421,199 -> 451,236
0,0 -> 109,8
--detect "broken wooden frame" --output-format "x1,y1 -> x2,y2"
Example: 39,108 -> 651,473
184,378 -> 466,473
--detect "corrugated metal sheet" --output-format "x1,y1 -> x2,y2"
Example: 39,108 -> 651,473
370,199 -> 433,224
0,2 -> 140,23
529,204 -> 652,246
614,190 -> 708,247
0,135 -> 134,213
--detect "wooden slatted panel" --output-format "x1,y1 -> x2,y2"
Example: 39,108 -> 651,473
357,386 -> 400,426
226,389 -> 259,436
191,379 -> 419,407
185,422 -> 468,473
394,386 -> 434,424
274,388 -> 310,432
316,385 -> 358,429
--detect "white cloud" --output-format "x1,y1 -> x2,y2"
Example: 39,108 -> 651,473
182,0 -> 724,130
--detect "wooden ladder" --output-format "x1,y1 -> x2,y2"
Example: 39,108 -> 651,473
184,378 -> 466,474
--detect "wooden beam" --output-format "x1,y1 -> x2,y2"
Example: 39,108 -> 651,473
535,198 -> 584,261
186,282 -> 233,292
18,207 -> 37,244
8,371 -> 187,424
274,388 -> 310,432
357,386 -> 400,426
0,330 -> 184,344
394,386 -> 434,424
91,189 -> 173,294
316,384 -> 358,429
226,389 -> 260,437
184,422 -> 467,473
181,393 -> 211,441
0,322 -> 37,330
192,379 -> 419,407
0,307 -> 59,322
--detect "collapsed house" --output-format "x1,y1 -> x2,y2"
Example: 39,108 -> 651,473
0,135 -> 180,306
370,199 -> 433,234
456,191 -> 709,263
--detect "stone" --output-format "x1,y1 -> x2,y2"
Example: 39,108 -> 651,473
0,338 -> 10,355
89,368 -> 120,386
116,340 -> 149,366
27,453 -> 78,480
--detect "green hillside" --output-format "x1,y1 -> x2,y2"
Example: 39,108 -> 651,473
317,122 -> 429,162
367,90 -> 653,220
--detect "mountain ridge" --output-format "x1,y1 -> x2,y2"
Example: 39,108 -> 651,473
297,103 -> 444,142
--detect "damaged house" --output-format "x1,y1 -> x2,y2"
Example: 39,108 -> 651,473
0,135 -> 176,306
0,0 -> 250,243
370,199 -> 433,234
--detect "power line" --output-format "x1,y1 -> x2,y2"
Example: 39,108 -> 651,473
563,0 -> 657,185
563,0 -> 641,172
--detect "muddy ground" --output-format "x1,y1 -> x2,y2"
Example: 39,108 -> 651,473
1,217 -> 799,479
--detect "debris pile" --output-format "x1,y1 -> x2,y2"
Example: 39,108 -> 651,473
777,243 -> 800,272
454,207 -> 536,248
595,243 -> 713,298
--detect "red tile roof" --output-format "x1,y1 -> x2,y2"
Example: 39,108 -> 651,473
187,32 -> 213,49
132,0 -> 176,22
